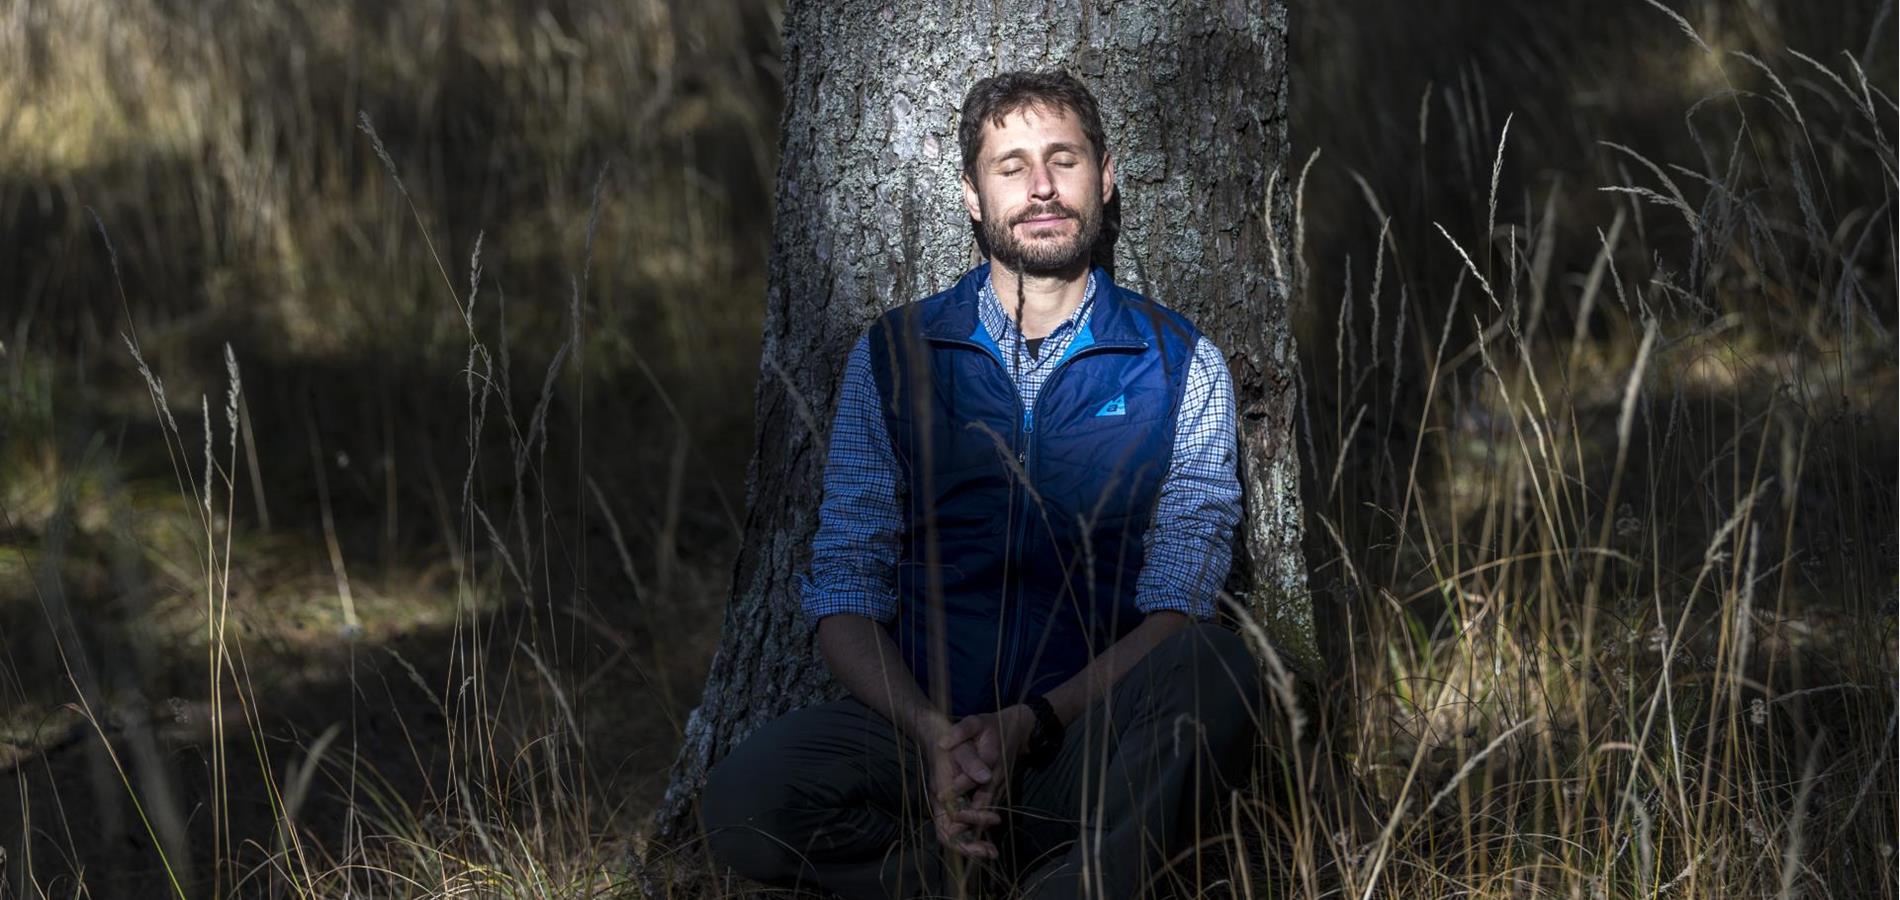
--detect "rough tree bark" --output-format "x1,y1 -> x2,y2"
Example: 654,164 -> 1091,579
647,0 -> 1313,852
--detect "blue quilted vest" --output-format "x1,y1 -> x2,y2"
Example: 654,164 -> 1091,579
866,263 -> 1201,717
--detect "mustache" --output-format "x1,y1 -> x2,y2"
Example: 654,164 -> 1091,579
1010,203 -> 1078,225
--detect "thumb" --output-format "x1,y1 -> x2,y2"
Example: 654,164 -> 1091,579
977,724 -> 1002,764
940,716 -> 980,749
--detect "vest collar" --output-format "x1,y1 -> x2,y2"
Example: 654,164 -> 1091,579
920,261 -> 1148,347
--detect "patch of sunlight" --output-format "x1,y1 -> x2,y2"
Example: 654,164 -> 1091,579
0,1 -> 207,175
0,545 -> 31,596
0,702 -> 85,772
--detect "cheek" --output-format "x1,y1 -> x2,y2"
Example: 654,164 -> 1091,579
983,181 -> 1016,208
982,192 -> 1018,222
1050,172 -> 1089,201
969,181 -> 998,211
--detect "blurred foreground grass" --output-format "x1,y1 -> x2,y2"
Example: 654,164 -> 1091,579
2,0 -> 778,894
0,0 -> 1894,897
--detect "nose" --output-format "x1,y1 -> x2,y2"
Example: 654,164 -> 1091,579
1028,162 -> 1056,201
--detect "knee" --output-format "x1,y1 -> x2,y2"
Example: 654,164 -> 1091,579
1177,623 -> 1267,720
699,754 -> 802,884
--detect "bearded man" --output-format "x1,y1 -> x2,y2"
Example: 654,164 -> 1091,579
699,69 -> 1263,900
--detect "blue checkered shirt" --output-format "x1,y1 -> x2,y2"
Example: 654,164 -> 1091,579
800,269 -> 1242,627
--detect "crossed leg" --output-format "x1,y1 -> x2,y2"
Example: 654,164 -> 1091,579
700,622 -> 1264,900
1004,622 -> 1266,899
699,697 -> 975,899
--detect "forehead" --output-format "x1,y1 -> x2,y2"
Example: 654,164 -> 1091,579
977,104 -> 1091,159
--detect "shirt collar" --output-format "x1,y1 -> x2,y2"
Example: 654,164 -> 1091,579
977,268 -> 1098,346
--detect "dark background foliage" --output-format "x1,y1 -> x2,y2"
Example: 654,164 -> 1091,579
0,0 -> 1891,895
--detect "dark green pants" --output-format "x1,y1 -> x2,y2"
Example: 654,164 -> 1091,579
698,622 -> 1266,899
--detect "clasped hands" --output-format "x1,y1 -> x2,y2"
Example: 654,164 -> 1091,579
922,704 -> 1035,860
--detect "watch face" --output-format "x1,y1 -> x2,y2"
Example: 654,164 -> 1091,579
1029,720 -> 1061,761
1023,696 -> 1062,765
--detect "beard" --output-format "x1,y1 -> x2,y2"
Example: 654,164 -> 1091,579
980,197 -> 1103,276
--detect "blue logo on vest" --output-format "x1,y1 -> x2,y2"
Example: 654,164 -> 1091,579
1096,394 -> 1127,417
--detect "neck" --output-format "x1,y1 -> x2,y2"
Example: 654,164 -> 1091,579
988,261 -> 1091,338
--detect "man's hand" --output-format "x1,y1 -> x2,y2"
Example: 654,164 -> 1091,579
928,706 -> 1034,858
814,617 -> 1003,856
917,714 -> 1003,859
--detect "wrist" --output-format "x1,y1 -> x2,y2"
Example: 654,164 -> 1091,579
910,709 -> 953,747
1003,704 -> 1035,753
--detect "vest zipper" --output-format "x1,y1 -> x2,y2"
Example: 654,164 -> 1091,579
929,333 -> 1147,709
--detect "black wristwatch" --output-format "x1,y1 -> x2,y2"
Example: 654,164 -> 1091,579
1021,694 -> 1065,768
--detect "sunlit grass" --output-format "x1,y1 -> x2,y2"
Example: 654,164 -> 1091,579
1,0 -> 1893,897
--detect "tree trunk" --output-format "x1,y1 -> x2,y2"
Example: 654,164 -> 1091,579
646,0 -> 1313,854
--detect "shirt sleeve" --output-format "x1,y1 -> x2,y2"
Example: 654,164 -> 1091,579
799,332 -> 903,629
1134,336 -> 1244,620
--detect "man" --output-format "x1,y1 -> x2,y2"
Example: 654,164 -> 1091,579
700,69 -> 1263,899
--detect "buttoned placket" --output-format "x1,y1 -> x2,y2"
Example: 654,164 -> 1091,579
978,271 -> 1098,407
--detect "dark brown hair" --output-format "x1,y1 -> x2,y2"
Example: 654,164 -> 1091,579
958,69 -> 1108,178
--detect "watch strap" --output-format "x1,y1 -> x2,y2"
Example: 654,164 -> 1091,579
1023,694 -> 1064,766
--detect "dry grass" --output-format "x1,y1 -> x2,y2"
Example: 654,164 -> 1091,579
2,0 -> 768,895
1,0 -> 1894,897
1277,1 -> 1896,896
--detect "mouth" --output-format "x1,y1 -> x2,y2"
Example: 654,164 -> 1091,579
1017,214 -> 1072,229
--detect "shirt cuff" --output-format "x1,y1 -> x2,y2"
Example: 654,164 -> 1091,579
1135,591 -> 1216,622
799,572 -> 898,631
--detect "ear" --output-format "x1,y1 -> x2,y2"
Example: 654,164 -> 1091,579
960,170 -> 983,222
1100,152 -> 1117,205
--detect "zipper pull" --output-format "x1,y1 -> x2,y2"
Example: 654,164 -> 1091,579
1022,408 -> 1034,434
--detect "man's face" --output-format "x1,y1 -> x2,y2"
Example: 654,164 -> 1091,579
961,104 -> 1116,276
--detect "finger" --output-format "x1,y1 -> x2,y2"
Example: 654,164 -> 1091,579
951,744 -> 992,783
932,809 -> 967,843
943,828 -> 983,857
939,717 -> 982,749
976,728 -> 1002,766
969,785 -> 995,812
932,772 -> 959,799
951,806 -> 1003,828
934,769 -> 977,802
932,787 -> 962,816
951,836 -> 999,860
937,790 -> 1000,829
